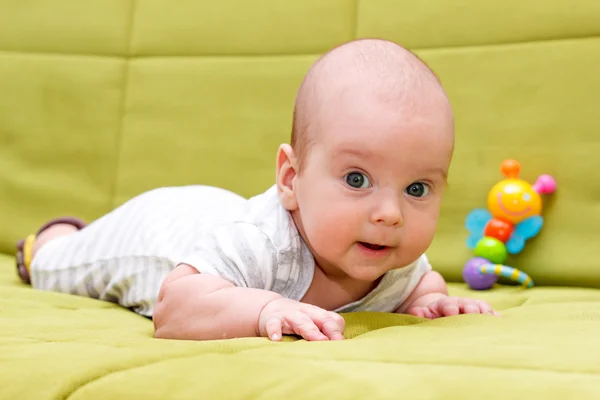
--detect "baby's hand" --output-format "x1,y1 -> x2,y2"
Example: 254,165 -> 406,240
408,296 -> 500,319
258,298 -> 345,341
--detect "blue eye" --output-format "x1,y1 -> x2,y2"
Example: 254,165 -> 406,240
523,193 -> 531,201
405,182 -> 430,198
345,172 -> 371,189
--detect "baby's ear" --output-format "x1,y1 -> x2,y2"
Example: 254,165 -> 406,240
276,144 -> 299,211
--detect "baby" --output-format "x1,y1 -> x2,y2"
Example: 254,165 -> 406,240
16,39 -> 498,342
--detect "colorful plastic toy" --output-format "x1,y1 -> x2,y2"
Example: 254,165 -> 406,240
463,159 -> 556,290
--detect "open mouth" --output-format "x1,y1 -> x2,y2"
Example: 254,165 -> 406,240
358,242 -> 387,251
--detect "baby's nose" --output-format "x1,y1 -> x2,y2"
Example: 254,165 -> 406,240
371,198 -> 403,227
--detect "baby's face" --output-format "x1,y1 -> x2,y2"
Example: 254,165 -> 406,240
292,95 -> 454,282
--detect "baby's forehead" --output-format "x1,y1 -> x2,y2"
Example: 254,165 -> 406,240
315,105 -> 453,166
292,39 -> 453,168
323,127 -> 450,159
312,67 -> 450,126
319,94 -> 451,138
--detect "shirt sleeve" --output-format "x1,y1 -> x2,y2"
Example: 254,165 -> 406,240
391,254 -> 433,310
178,222 -> 278,290
413,254 -> 433,277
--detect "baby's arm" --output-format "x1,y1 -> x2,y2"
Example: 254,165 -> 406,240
395,270 -> 499,318
153,222 -> 345,341
153,264 -> 282,340
394,270 -> 448,314
153,264 -> 345,341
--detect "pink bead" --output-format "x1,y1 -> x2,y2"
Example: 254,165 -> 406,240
533,174 -> 557,194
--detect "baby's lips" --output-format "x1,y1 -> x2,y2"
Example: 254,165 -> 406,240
358,242 -> 388,250
358,240 -> 396,248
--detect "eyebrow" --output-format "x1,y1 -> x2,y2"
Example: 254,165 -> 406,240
336,147 -> 374,159
336,146 -> 448,180
428,167 -> 449,181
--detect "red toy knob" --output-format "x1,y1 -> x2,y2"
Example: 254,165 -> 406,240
484,218 -> 514,243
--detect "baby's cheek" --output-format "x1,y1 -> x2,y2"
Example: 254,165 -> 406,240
404,218 -> 437,255
309,206 -> 356,255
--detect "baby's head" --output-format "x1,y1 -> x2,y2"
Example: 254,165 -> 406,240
276,39 -> 454,282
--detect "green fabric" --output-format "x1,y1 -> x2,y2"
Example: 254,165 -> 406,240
2,254 -> 599,399
2,1 -> 600,399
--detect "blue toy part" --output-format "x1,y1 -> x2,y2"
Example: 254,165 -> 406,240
506,215 -> 544,254
465,209 -> 492,249
479,263 -> 534,288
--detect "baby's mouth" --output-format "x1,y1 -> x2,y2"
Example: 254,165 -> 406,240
358,242 -> 388,251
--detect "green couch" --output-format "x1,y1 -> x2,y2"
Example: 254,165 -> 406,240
2,1 -> 600,399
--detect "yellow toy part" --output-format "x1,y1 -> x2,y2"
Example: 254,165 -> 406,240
487,159 -> 547,224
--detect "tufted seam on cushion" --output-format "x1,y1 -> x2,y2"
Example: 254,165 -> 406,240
352,0 -> 359,39
239,354 -> 600,375
63,350 -> 600,399
108,0 -> 137,210
62,346 -> 275,399
0,34 -> 599,59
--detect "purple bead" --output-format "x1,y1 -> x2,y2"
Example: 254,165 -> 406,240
463,257 -> 498,290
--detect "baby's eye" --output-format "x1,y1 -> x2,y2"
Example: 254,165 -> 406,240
345,172 -> 371,189
405,182 -> 430,198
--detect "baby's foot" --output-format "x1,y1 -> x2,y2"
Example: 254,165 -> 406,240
16,217 -> 87,284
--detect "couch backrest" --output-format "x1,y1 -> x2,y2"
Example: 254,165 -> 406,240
1,1 -> 599,287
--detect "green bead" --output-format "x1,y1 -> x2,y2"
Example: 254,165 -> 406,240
474,237 -> 508,264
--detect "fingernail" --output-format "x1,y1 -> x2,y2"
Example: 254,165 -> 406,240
271,333 -> 280,341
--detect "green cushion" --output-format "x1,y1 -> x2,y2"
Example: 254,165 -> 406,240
2,1 -> 600,398
2,254 -> 599,399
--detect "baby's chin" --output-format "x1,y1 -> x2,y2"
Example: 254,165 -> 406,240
337,262 -> 392,283
338,254 -> 421,282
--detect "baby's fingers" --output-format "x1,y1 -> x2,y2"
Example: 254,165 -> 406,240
287,311 -> 329,341
475,300 -> 493,314
460,298 -> 481,314
302,308 -> 345,340
476,300 -> 502,316
439,299 -> 460,316
264,317 -> 284,341
320,313 -> 345,340
407,307 -> 434,319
